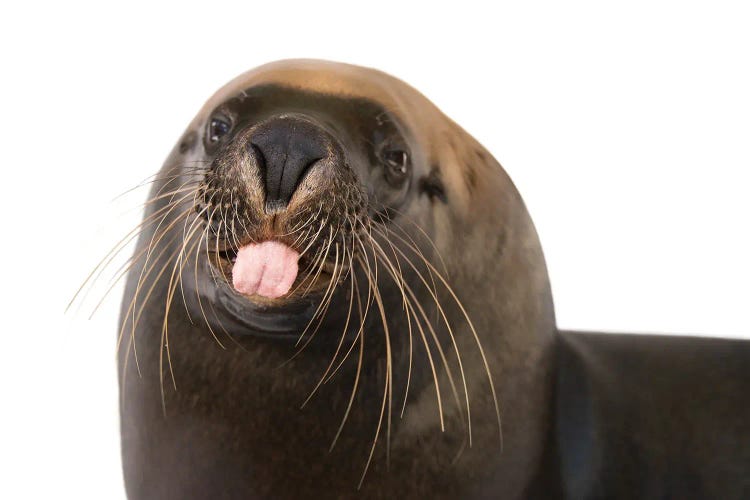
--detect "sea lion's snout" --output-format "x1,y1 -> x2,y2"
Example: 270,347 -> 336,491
198,107 -> 366,305
247,114 -> 341,213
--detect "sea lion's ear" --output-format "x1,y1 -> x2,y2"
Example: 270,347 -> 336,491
426,125 -> 490,211
418,166 -> 447,204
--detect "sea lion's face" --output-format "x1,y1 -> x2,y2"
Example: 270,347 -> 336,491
171,62 -> 449,336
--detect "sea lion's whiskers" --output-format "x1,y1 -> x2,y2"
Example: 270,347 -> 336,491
191,220 -> 226,349
355,251 -> 390,489
301,244 -> 357,407
233,204 -> 253,244
287,214 -> 335,298
198,186 -> 229,275
358,223 -> 456,432
112,163 -> 207,202
382,207 -> 449,277
117,209 -> 197,393
198,212 -> 249,351
370,224 -> 472,442
218,193 -> 236,251
140,181 -> 203,210
326,250 -> 374,452
115,205 -> 196,354
319,240 -> 359,384
365,222 -> 459,451
159,221 -> 205,414
329,277 -> 367,454
382,227 -> 502,444
367,242 -> 395,469
128,202 -> 201,333
212,191 -> 228,247
398,287 -> 415,419
178,186 -> 222,322
68,188 -> 200,315
375,213 -> 441,310
301,224 -> 340,298
289,221 -> 315,250
119,333 -> 135,409
287,239 -> 326,298
292,227 -> 342,349
128,186 -> 204,291
212,216 -> 231,284
226,189 -> 244,251
371,215 -> 409,311
288,243 -> 342,360
361,220 -> 417,418
118,210 -> 196,384
278,204 -> 322,238
297,213 -> 330,261
176,195 -> 206,325
287,245 -> 342,381
142,189 -> 204,259
296,219 -> 327,261
124,199 -> 200,346
368,220 -> 415,418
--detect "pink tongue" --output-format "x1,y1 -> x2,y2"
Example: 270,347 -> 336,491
231,241 -> 300,299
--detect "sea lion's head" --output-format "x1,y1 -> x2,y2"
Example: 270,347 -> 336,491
135,58 -> 550,353
141,60 -> 499,338
117,60 -> 556,491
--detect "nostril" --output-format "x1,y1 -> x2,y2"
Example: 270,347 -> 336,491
248,143 -> 267,177
297,156 -> 323,186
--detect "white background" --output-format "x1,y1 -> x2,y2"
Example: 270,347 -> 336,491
2,1 -> 748,498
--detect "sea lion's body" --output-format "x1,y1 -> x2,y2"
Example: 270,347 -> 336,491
556,331 -> 750,499
117,60 -> 749,499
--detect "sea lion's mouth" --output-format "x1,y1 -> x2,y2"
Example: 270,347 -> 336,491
195,112 -> 365,309
207,239 -> 349,306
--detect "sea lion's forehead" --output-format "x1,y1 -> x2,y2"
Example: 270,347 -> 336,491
196,60 -> 434,133
209,60 -> 403,110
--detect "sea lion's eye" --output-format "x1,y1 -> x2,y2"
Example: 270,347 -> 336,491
382,149 -> 410,185
209,117 -> 232,142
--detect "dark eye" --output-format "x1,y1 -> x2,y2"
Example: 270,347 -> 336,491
382,149 -> 410,185
208,117 -> 232,142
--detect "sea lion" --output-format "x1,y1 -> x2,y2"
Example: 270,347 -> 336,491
116,60 -> 750,499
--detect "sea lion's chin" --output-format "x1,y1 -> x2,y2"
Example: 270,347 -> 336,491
210,277 -> 323,339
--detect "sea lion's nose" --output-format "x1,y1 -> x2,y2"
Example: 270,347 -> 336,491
247,115 -> 332,211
